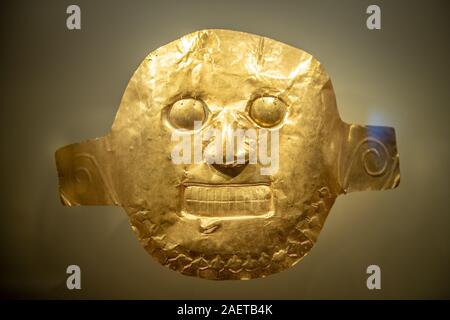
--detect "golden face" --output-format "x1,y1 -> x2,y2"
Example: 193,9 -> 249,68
55,30 -> 400,280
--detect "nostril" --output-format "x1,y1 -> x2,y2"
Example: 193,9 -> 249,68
203,140 -> 249,177
203,131 -> 250,168
222,156 -> 249,167
220,144 -> 249,169
212,162 -> 248,177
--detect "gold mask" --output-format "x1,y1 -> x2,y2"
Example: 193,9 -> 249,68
55,29 -> 400,280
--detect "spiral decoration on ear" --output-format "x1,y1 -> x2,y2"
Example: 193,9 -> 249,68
339,125 -> 400,193
55,140 -> 118,206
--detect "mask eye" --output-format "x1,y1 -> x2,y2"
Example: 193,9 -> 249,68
248,96 -> 287,128
168,98 -> 207,130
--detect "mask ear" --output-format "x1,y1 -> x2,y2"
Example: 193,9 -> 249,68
55,136 -> 118,206
338,124 -> 400,193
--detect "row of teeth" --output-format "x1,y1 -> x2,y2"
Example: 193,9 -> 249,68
184,185 -> 272,217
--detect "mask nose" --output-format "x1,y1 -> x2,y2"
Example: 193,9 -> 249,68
204,110 -> 250,177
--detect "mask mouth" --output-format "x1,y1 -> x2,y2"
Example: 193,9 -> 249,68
181,183 -> 273,218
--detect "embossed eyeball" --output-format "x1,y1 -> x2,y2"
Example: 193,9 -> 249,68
248,96 -> 287,128
168,98 -> 207,130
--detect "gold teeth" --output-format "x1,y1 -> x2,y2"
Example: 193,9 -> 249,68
184,185 -> 272,217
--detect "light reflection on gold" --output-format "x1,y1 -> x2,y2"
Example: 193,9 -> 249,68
55,29 -> 400,280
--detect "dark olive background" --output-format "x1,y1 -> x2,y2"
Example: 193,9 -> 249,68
0,0 -> 449,299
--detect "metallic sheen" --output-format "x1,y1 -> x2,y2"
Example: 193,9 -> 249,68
55,29 -> 400,280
